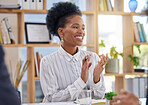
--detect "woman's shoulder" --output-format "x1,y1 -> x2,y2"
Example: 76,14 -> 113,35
80,50 -> 98,56
41,51 -> 58,62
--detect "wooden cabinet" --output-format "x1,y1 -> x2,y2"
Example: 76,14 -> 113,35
0,0 -> 147,103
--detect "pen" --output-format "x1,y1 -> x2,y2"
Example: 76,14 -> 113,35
85,57 -> 88,61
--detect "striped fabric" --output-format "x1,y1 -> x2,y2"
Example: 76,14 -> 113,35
40,46 -> 105,102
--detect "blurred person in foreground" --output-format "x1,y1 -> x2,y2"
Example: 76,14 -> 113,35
112,89 -> 147,105
0,45 -> 20,105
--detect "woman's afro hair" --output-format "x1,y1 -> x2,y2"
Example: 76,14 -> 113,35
46,2 -> 82,38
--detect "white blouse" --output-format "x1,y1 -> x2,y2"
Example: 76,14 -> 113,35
40,46 -> 105,102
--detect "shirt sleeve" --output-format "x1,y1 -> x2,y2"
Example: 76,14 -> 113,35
89,53 -> 106,99
91,74 -> 106,99
40,57 -> 86,102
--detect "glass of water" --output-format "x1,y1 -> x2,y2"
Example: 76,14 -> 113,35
76,90 -> 92,105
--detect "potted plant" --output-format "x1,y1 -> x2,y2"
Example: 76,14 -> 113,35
105,46 -> 123,73
105,92 -> 117,105
128,44 -> 141,67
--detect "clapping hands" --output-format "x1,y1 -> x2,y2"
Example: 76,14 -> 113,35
93,54 -> 108,83
81,54 -> 108,83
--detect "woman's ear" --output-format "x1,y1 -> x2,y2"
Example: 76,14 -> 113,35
58,28 -> 64,38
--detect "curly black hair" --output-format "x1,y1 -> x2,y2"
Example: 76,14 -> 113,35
46,2 -> 82,39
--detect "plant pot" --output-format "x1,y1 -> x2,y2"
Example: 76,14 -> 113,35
106,99 -> 116,105
105,59 -> 119,73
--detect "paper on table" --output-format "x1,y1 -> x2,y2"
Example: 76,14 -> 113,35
23,102 -> 76,105
91,99 -> 106,105
74,99 -> 106,105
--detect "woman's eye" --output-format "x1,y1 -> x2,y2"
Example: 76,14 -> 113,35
73,26 -> 78,29
82,28 -> 85,30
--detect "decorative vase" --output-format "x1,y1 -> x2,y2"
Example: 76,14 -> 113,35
128,0 -> 138,12
105,59 -> 119,73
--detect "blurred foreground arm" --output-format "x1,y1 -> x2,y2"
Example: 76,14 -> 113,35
0,45 -> 20,105
112,89 -> 140,105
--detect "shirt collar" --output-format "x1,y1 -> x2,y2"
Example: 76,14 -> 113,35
58,46 -> 80,62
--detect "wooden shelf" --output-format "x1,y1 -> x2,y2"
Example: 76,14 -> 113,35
0,9 -> 94,15
0,9 -> 21,13
35,77 -> 40,80
81,11 -> 95,15
124,72 -> 148,76
97,11 -> 148,16
98,11 -> 130,15
104,73 -> 124,76
134,42 -> 148,45
2,43 -> 94,47
130,12 -> 148,16
2,43 -> 59,47
22,10 -> 47,14
2,44 -> 27,47
104,72 -> 148,76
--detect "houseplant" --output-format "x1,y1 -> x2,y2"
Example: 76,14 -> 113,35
105,46 -> 123,73
99,40 -> 123,73
105,92 -> 117,105
128,44 -> 141,67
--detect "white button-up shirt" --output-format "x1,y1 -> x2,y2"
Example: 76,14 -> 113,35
40,46 -> 105,102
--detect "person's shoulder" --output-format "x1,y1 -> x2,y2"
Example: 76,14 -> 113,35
80,50 -> 98,56
41,51 -> 58,62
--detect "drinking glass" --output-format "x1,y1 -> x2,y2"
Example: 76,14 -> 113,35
76,90 -> 92,105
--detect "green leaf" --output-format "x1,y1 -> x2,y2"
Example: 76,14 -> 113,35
105,92 -> 117,100
134,44 -> 141,54
99,40 -> 105,48
128,55 -> 140,67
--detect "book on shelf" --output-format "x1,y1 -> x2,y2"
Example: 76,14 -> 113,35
22,0 -> 30,9
134,22 -> 147,42
0,19 -> 11,44
30,0 -> 37,10
139,77 -> 145,98
133,22 -> 140,42
22,0 -> 43,10
0,4 -> 21,9
106,0 -> 113,11
135,67 -> 148,73
140,23 -> 147,42
34,52 -> 43,77
0,17 -> 15,44
99,0 -> 113,11
3,17 -> 15,44
0,28 -> 3,44
126,78 -> 139,97
99,0 -> 104,11
37,0 -> 43,10
126,77 -> 147,98
137,22 -> 144,42
103,0 -> 108,11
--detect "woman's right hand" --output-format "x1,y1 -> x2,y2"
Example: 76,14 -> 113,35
81,54 -> 92,83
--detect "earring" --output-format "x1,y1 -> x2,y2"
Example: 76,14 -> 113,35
60,36 -> 64,45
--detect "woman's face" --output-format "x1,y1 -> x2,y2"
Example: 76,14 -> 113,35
60,15 -> 85,47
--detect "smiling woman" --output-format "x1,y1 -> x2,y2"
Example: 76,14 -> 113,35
40,2 -> 108,103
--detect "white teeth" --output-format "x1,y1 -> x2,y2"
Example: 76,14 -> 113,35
75,36 -> 82,40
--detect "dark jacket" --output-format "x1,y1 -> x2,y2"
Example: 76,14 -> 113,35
0,45 -> 20,105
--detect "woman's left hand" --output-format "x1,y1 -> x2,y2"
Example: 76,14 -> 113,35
93,54 -> 108,83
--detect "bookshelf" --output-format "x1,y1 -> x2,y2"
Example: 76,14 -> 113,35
0,0 -> 147,103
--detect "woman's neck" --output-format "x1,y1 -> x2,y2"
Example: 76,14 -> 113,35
61,45 -> 78,55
